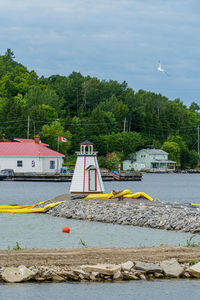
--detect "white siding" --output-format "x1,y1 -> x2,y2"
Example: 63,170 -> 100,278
70,156 -> 85,192
0,156 -> 63,173
123,160 -> 132,171
70,155 -> 104,193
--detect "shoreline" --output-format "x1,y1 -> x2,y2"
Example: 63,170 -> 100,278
0,246 -> 200,267
1,194 -> 200,283
43,193 -> 200,234
0,246 -> 200,282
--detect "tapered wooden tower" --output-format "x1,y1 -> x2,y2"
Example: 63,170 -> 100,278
70,140 -> 104,194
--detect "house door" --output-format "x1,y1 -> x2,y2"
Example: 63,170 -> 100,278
89,169 -> 97,191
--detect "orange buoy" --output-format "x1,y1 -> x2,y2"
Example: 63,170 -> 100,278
62,226 -> 70,233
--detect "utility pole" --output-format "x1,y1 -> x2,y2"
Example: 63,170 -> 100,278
27,116 -> 30,139
33,120 -> 36,136
198,125 -> 200,155
123,117 -> 126,132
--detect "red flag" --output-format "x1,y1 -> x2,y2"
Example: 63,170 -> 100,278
58,136 -> 68,143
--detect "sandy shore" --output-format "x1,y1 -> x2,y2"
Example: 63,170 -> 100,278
1,246 -> 200,267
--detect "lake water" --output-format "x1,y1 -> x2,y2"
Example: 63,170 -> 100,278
0,280 -> 200,300
1,173 -> 200,298
1,173 -> 200,205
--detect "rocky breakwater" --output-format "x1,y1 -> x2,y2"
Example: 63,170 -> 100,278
1,259 -> 200,283
44,196 -> 200,234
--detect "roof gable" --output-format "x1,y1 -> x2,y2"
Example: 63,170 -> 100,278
80,140 -> 93,145
14,138 -> 49,146
138,149 -> 168,155
0,142 -> 64,157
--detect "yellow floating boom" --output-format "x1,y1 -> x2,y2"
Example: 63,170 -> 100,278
84,189 -> 153,201
191,203 -> 200,207
0,201 -> 66,213
0,190 -> 153,213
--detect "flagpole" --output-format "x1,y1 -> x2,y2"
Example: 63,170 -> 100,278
57,136 -> 59,152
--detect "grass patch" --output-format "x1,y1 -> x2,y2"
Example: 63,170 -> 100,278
186,235 -> 200,247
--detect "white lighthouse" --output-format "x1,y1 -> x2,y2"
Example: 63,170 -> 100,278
69,140 -> 104,194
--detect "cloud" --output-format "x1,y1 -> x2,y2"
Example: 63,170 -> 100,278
0,0 -> 200,104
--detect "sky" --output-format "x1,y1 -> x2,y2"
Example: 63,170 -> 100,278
0,0 -> 200,107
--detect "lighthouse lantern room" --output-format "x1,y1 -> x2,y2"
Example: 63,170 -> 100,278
69,140 -> 104,194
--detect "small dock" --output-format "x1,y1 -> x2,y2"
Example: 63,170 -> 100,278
4,171 -> 142,182
102,171 -> 142,181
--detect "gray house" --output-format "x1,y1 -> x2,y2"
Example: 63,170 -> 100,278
123,149 -> 176,171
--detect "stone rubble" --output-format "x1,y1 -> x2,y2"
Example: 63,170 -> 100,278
0,259 -> 200,283
45,197 -> 200,234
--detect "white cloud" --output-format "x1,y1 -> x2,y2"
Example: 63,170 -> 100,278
0,0 -> 200,104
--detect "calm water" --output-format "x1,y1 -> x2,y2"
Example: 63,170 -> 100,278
1,280 -> 200,300
1,173 -> 200,205
1,174 -> 200,250
1,174 -> 200,298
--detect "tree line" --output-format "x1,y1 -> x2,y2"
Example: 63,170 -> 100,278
0,49 -> 200,169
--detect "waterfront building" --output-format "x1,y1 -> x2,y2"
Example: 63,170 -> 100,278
0,136 -> 64,173
123,149 -> 176,171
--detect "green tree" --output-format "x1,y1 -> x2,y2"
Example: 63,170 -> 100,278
0,94 -> 28,139
162,141 -> 181,163
189,102 -> 200,112
166,136 -> 190,169
66,116 -> 84,152
40,121 -> 71,155
29,104 -> 58,135
105,152 -> 120,170
188,150 -> 199,169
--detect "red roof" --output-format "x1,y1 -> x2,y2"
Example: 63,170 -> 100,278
14,138 -> 49,146
0,142 -> 64,157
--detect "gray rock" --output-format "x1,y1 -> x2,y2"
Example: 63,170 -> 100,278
80,264 -> 121,275
122,272 -> 139,280
113,270 -> 122,280
121,261 -> 134,271
46,197 -> 200,234
2,265 -> 37,283
52,275 -> 65,282
62,271 -> 79,281
188,262 -> 200,278
160,258 -> 184,277
134,261 -> 162,273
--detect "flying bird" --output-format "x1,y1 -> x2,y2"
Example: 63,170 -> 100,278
157,61 -> 169,75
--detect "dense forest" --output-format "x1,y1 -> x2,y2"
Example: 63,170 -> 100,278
0,49 -> 200,169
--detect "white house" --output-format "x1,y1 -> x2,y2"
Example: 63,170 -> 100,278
70,140 -> 104,194
0,136 -> 65,173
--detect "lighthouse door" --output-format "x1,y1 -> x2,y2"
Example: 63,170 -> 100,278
89,169 -> 96,191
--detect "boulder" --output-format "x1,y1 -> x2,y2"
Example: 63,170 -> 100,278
122,272 -> 139,280
188,262 -> 200,278
121,261 -> 134,271
1,265 -> 37,283
52,275 -> 65,282
89,272 -> 99,281
154,272 -> 164,278
134,261 -> 162,273
113,270 -> 122,280
160,258 -> 184,277
80,264 -> 120,275
62,271 -> 79,281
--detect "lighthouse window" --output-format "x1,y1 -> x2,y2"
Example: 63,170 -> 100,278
50,160 -> 55,169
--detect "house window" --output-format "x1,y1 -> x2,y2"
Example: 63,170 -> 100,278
50,160 -> 55,169
17,160 -> 23,167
